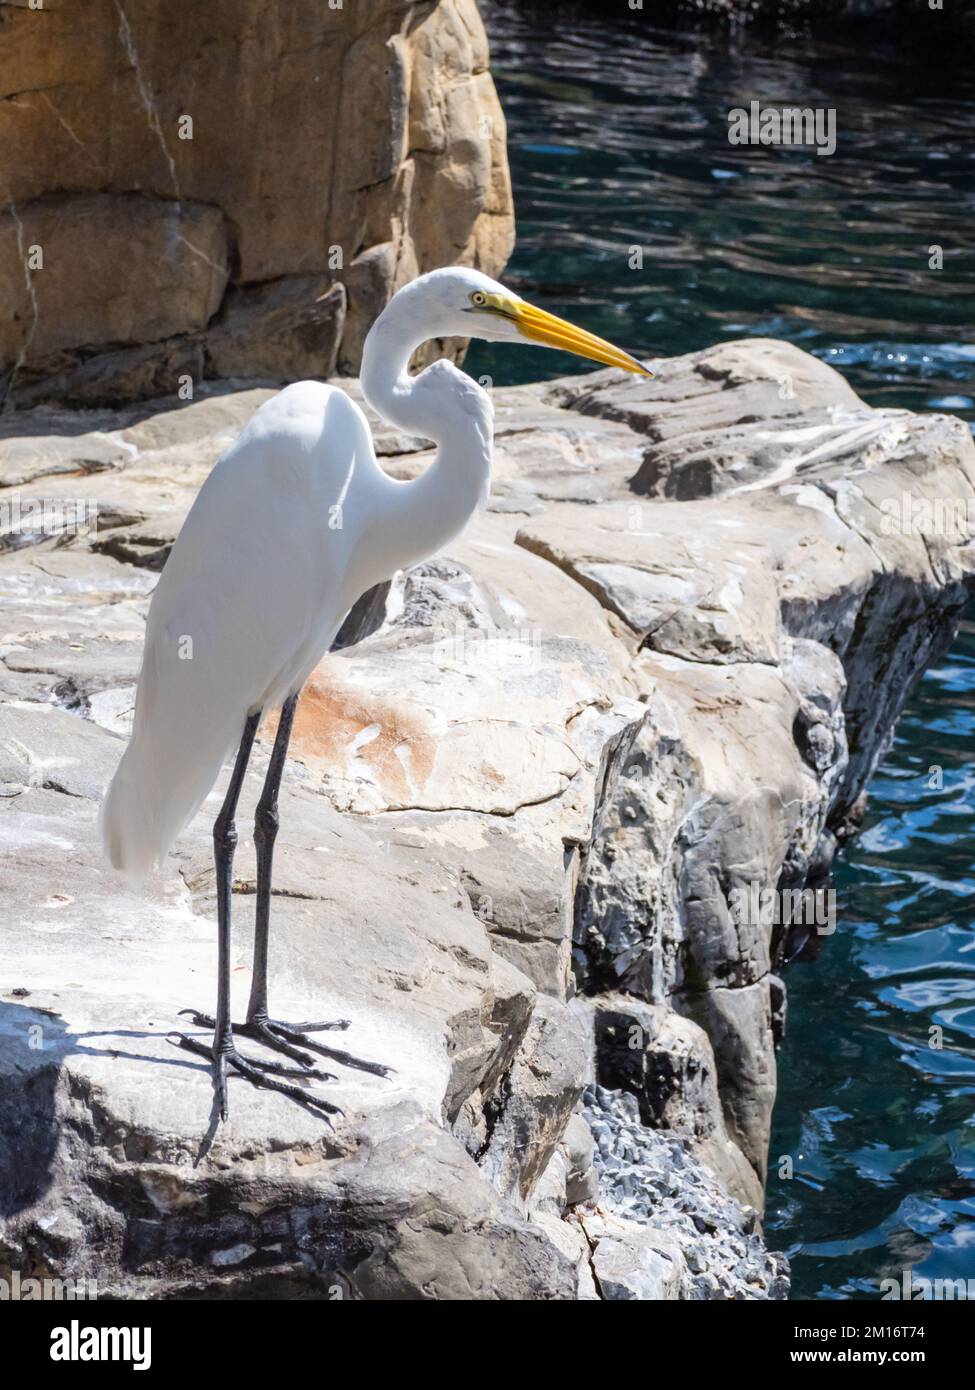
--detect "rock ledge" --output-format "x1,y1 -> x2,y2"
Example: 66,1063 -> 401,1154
2,338 -> 973,1298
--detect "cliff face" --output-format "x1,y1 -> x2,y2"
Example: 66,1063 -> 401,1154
0,0 -> 513,407
1,341 -> 972,1297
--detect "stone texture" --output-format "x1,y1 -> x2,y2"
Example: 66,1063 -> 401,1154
587,1216 -> 689,1301
0,734 -> 574,1298
0,0 -> 514,406
593,995 -> 763,1210
1,337 -> 972,1298
557,338 -> 860,501
562,1111 -> 598,1206
529,1211 -> 598,1299
514,345 -> 974,1190
582,1085 -> 788,1300
0,194 -> 230,369
479,995 -> 590,1206
205,280 -> 347,383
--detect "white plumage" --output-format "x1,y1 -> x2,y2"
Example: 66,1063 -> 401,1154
103,384 -> 361,879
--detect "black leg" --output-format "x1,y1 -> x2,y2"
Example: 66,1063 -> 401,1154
247,690 -> 298,1027
174,706 -> 341,1121
235,688 -> 393,1080
210,710 -> 259,1112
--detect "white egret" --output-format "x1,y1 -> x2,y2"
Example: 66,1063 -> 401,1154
102,266 -> 651,1120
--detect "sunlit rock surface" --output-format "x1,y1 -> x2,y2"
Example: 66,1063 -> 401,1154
0,0 -> 514,407
1,340 -> 973,1298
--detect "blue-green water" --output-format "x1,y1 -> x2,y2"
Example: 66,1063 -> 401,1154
767,616 -> 975,1298
471,3 -> 975,430
475,3 -> 975,1298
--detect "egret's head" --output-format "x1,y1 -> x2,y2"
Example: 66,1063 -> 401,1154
404,266 -> 653,377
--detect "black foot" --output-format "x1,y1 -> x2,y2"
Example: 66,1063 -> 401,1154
171,1030 -> 342,1122
256,1016 -> 395,1078
180,1010 -> 393,1078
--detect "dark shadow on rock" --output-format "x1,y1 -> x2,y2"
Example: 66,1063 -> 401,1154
0,1002 -> 70,1217
0,1002 -> 232,1216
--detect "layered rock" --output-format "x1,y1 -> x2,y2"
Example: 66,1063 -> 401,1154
1,339 -> 973,1298
0,0 -> 513,406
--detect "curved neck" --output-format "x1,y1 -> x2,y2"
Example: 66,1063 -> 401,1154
360,304 -> 426,437
359,301 -> 493,578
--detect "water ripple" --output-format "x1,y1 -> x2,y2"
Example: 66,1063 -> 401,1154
768,616 -> 975,1298
472,4 -> 975,431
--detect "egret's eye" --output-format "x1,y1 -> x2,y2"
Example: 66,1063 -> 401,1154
470,292 -> 487,307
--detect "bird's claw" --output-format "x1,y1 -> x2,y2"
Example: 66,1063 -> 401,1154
257,1017 -> 395,1078
171,1031 -> 336,1082
177,1011 -> 392,1086
170,1031 -> 342,1120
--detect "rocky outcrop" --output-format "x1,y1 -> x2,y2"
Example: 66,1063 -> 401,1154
0,0 -> 513,408
1,339 -> 973,1298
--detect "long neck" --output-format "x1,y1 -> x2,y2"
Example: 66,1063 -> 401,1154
359,305 -> 492,578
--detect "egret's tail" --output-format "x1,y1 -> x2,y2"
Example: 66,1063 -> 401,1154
101,714 -> 236,888
101,743 -> 156,887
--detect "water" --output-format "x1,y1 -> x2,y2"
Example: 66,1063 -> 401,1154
474,2 -> 975,1297
470,3 -> 975,430
767,616 -> 975,1299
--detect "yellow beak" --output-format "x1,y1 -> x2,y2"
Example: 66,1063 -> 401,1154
513,300 -> 652,376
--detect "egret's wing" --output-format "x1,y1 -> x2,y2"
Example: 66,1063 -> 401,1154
102,383 -> 370,880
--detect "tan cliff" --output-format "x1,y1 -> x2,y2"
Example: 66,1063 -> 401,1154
0,0 -> 514,406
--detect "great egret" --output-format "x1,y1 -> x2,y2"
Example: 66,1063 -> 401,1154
102,266 -> 651,1120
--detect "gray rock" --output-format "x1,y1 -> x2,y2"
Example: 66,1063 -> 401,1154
592,995 -> 763,1210
562,1111 -> 598,1206
479,996 -> 590,1206
529,1211 -> 598,1299
582,1085 -> 788,1301
553,340 -> 860,500
583,1210 -> 689,1300
0,432 -> 129,490
0,702 -> 125,800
